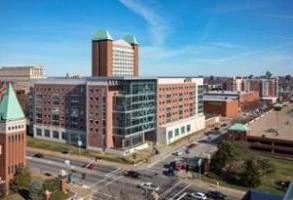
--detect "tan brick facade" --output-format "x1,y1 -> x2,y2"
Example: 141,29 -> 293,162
157,83 -> 196,126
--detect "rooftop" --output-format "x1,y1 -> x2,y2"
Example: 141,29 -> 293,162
0,83 -> 25,120
92,30 -> 113,41
123,35 -> 138,45
248,103 -> 293,141
228,123 -> 249,132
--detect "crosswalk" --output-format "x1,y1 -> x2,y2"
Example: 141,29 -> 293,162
91,168 -> 126,200
158,180 -> 192,200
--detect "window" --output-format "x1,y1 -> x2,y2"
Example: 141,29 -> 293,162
187,125 -> 191,132
168,130 -> 173,139
36,128 -> 42,136
53,131 -> 59,139
181,126 -> 185,134
52,94 -> 60,105
44,129 -> 50,138
175,128 -> 179,136
62,132 -> 67,140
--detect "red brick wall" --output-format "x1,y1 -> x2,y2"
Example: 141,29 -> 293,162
157,83 -> 196,126
0,129 -> 26,195
33,84 -> 86,131
87,85 -> 112,149
132,44 -> 139,76
204,99 -> 239,117
92,40 -> 113,77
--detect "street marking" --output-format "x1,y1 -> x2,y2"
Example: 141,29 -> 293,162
105,168 -> 121,177
175,192 -> 188,200
104,176 -> 122,186
92,168 -> 123,187
169,184 -> 191,200
160,181 -> 183,198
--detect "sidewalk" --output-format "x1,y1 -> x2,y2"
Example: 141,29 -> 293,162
139,128 -> 210,168
27,147 -> 129,169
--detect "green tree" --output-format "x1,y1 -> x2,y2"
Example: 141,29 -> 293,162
43,178 -> 67,200
11,167 -> 32,192
242,160 -> 261,188
210,142 -> 240,174
257,159 -> 275,175
28,180 -> 43,200
43,178 -> 60,192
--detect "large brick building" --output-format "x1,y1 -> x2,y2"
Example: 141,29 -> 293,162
0,84 -> 26,195
91,30 -> 139,77
30,77 -> 157,152
30,77 -> 205,152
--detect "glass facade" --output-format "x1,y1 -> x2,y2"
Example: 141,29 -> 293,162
197,85 -> 204,114
113,79 -> 157,148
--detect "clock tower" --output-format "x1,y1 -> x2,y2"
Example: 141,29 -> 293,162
0,83 -> 26,196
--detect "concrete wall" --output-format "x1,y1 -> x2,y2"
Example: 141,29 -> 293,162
157,115 -> 205,145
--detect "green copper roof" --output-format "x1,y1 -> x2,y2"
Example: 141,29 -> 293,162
228,123 -> 249,133
123,35 -> 138,45
92,30 -> 113,41
0,83 -> 24,120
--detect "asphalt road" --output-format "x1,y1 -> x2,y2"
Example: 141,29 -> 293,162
27,125 -> 244,200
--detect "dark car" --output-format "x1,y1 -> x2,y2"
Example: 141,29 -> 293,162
124,170 -> 140,178
206,191 -> 229,200
44,172 -> 52,177
163,168 -> 175,176
33,153 -> 44,158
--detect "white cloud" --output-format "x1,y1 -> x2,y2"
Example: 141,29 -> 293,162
118,0 -> 169,45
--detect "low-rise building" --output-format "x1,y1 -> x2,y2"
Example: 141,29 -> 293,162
204,95 -> 239,117
204,91 -> 259,117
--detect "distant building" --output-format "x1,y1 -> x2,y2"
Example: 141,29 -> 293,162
0,65 -> 44,93
204,91 -> 260,117
91,30 -> 139,77
224,77 -> 278,103
0,84 -> 26,196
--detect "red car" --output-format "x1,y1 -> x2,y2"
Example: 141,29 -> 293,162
187,143 -> 197,149
83,163 -> 96,170
175,162 -> 185,171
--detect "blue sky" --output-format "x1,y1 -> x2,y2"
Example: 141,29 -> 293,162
0,0 -> 293,76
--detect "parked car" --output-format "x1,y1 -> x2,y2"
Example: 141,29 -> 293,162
33,153 -> 44,158
82,163 -> 95,170
172,151 -> 183,156
187,143 -> 197,149
163,168 -> 175,176
175,162 -> 185,171
138,182 -> 160,191
44,172 -> 52,177
189,192 -> 207,200
206,191 -> 229,200
123,170 -> 140,178
221,123 -> 227,127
